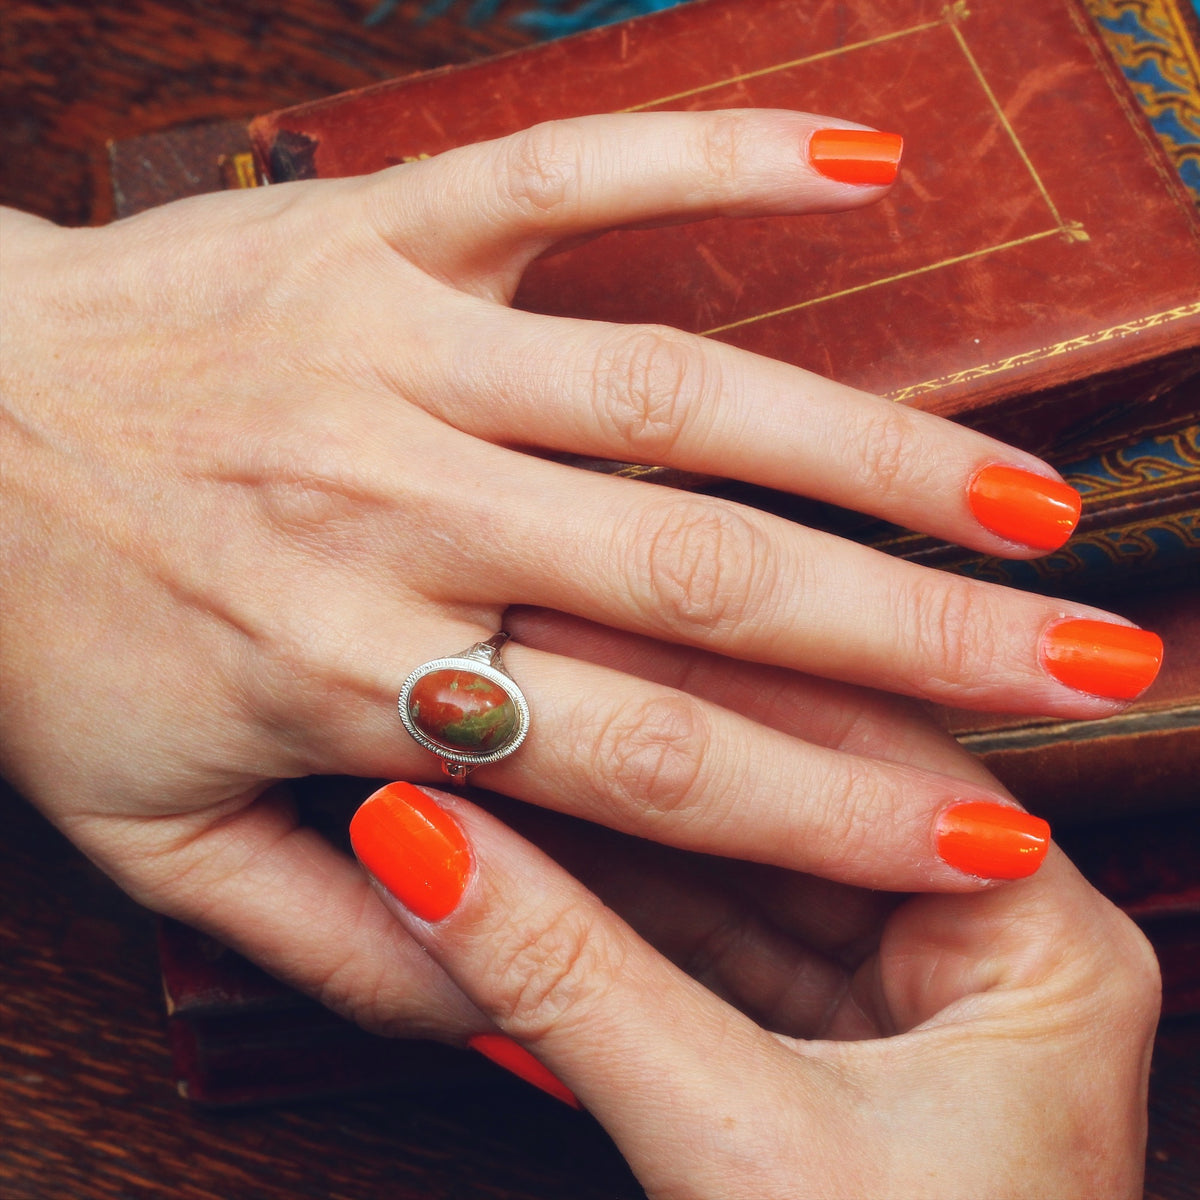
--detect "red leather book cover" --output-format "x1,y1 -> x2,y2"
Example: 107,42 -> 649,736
250,0 -> 1200,456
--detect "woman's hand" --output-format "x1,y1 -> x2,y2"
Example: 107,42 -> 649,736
0,110 -> 1160,1042
350,746 -> 1161,1197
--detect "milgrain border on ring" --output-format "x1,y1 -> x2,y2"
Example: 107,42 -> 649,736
398,634 -> 530,779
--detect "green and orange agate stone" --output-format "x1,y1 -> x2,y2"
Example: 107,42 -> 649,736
407,669 -> 519,754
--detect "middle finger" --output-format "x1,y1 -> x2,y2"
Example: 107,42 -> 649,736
419,445 -> 1162,719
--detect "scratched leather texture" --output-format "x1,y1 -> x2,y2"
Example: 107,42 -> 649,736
252,0 -> 1200,452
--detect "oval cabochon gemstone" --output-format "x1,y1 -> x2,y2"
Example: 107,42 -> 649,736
408,669 -> 519,754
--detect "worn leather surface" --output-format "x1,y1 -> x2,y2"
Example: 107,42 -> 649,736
252,0 -> 1200,443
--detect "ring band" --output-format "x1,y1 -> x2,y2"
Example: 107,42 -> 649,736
398,632 -> 530,783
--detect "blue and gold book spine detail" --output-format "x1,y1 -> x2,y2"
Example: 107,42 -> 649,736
1086,0 -> 1200,202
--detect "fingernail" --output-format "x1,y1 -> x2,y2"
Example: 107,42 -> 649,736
936,802 -> 1050,880
468,1034 -> 582,1109
349,782 -> 472,922
1041,619 -> 1164,701
808,129 -> 903,185
968,464 -> 1081,551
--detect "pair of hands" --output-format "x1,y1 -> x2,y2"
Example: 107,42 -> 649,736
0,109 -> 1159,1196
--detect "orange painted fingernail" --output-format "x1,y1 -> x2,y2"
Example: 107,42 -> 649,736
968,464 -> 1082,551
808,129 -> 903,185
349,782 -> 472,922
468,1034 -> 581,1109
1041,619 -> 1164,701
936,802 -> 1050,880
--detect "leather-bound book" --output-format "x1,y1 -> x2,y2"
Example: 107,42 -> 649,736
247,0 -> 1200,460
159,917 -> 489,1106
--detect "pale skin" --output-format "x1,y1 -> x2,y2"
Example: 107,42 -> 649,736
0,109 -> 1158,1192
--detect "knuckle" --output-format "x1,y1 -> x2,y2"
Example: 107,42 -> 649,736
811,753 -> 890,872
496,120 -> 585,222
1096,909 -> 1163,1032
591,324 -> 707,461
694,111 -> 753,195
482,902 -> 622,1040
897,573 -> 992,702
854,401 -> 920,499
625,496 -> 775,638
589,692 -> 710,820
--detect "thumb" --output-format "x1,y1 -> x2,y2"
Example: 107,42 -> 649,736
349,781 -> 849,1195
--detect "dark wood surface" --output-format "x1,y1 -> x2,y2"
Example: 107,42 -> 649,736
1,0 -> 534,228
2,3 -> 1199,1197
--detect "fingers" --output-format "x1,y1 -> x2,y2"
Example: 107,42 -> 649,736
364,110 -> 902,285
481,645 -> 1049,891
354,107 -> 1079,560
493,799 -> 863,1037
349,782 -> 798,1153
296,607 -> 1053,892
426,305 -> 1082,559
350,784 -> 1159,1197
69,785 -> 485,1041
504,607 -> 1005,787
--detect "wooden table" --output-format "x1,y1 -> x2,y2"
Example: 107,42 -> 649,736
2,3 -> 1198,1196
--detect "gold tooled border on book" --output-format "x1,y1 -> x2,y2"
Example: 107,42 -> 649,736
889,303 -> 1200,402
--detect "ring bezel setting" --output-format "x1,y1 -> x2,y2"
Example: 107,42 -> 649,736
398,633 -> 529,781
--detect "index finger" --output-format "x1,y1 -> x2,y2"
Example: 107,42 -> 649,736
363,109 -> 902,280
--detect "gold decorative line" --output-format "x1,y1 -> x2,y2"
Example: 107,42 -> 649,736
947,19 -> 1063,226
618,16 -> 949,113
889,301 -> 1200,400
1164,0 -> 1200,85
231,153 -> 259,190
701,227 -> 1066,336
1070,476 -> 1200,504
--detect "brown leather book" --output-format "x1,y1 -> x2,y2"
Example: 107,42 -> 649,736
248,0 -> 1200,460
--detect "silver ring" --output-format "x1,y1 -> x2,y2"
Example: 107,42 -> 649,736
398,632 -> 530,782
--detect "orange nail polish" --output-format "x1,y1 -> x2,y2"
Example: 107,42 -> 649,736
968,464 -> 1082,551
1041,619 -> 1164,701
936,802 -> 1050,880
468,1034 -> 581,1109
808,129 -> 903,185
349,782 -> 472,922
